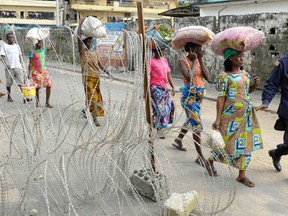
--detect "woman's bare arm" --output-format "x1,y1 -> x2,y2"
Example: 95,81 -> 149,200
178,59 -> 196,82
212,96 -> 225,129
167,73 -> 175,95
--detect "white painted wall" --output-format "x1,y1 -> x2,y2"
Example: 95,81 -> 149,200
199,0 -> 288,17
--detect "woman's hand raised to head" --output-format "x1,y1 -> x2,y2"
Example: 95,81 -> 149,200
188,50 -> 197,60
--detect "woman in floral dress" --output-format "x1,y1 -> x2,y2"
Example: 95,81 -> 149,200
148,48 -> 175,134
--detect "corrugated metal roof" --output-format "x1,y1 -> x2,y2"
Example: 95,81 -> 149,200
158,5 -> 200,17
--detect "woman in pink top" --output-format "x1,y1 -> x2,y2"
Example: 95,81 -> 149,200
148,48 -> 175,134
28,40 -> 53,108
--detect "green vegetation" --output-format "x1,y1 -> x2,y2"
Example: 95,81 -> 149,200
157,25 -> 173,41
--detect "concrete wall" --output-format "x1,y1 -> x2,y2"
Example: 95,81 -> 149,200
173,12 -> 288,86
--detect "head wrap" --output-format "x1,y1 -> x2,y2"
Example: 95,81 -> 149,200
224,48 -> 240,60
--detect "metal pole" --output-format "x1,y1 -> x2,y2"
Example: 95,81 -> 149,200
56,0 -> 59,27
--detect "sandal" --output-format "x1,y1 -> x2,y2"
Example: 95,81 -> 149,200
93,117 -> 100,127
195,157 -> 205,167
81,109 -> 87,118
157,129 -> 165,139
236,177 -> 255,188
172,138 -> 187,151
172,143 -> 187,151
46,104 -> 53,108
205,162 -> 218,177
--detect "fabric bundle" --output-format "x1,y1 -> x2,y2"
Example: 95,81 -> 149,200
210,26 -> 266,55
74,16 -> 107,40
25,28 -> 50,45
172,26 -> 215,50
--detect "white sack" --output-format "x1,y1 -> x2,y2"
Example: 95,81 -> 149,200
74,16 -> 107,40
26,28 -> 50,45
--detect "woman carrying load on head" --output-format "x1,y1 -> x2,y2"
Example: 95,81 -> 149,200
28,39 -> 53,108
210,48 -> 263,187
145,24 -> 175,138
208,27 -> 265,187
148,46 -> 175,137
172,41 -> 215,174
77,19 -> 110,126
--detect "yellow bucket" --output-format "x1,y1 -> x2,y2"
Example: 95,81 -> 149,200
22,84 -> 36,97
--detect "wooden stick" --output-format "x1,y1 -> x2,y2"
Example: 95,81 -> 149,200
137,2 -> 155,172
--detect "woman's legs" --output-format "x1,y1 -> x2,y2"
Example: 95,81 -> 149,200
237,170 -> 246,180
174,124 -> 188,147
172,124 -> 188,151
193,131 -> 206,161
6,86 -> 13,102
236,170 -> 255,187
46,87 -> 52,107
36,88 -> 40,107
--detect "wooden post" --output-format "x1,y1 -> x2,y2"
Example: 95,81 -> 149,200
137,2 -> 155,172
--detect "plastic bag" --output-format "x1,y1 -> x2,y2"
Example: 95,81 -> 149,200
208,130 -> 225,150
26,28 -> 50,45
210,26 -> 265,55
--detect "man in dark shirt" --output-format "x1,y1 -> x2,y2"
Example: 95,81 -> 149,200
256,55 -> 288,172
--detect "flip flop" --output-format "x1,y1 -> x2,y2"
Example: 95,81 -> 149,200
236,177 -> 255,188
205,163 -> 219,177
46,104 -> 53,108
81,109 -> 87,118
195,157 -> 205,167
172,143 -> 187,151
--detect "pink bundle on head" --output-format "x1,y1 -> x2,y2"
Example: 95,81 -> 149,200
210,26 -> 266,55
172,26 -> 215,50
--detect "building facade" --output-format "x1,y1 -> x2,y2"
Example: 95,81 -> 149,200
0,0 -> 178,27
192,0 -> 288,17
0,0 -> 65,27
70,0 -> 178,24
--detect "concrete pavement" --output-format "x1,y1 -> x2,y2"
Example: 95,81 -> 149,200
46,60 -> 281,114
0,61 -> 286,215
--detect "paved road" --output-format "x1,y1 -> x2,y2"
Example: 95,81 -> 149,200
0,62 -> 287,216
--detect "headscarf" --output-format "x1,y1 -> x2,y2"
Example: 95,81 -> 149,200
224,48 -> 240,60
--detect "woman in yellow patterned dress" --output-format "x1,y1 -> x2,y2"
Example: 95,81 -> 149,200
211,48 -> 263,187
78,37 -> 107,126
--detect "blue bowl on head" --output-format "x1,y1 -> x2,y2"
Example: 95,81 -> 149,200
145,25 -> 171,50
